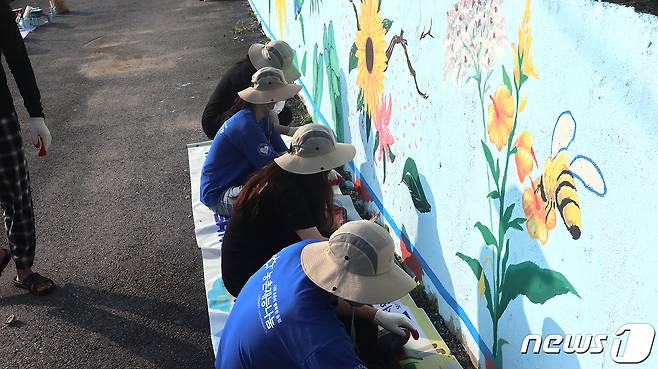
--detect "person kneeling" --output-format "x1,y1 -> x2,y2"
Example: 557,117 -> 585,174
200,67 -> 301,217
221,123 -> 356,297
201,40 -> 301,139
216,221 -> 419,369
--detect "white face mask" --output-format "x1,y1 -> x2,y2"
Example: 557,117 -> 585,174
272,101 -> 285,114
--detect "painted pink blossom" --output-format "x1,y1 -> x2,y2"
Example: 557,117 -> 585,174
374,95 -> 394,161
443,0 -> 507,86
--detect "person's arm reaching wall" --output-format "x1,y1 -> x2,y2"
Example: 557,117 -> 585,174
235,120 -> 280,169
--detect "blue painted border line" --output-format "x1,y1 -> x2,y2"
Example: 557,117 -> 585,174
247,0 -> 495,362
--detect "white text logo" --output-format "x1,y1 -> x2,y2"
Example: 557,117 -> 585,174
520,323 -> 655,364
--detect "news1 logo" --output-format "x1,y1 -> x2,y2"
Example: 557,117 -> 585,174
521,323 -> 655,364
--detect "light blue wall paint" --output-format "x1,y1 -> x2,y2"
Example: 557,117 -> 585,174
248,1 -> 658,368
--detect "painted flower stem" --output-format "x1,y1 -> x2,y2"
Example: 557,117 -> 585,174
478,75 -> 495,232
492,62 -> 522,364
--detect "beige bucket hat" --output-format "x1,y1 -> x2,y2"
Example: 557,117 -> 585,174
238,67 -> 302,105
301,220 -> 417,305
249,40 -> 301,83
274,124 -> 356,175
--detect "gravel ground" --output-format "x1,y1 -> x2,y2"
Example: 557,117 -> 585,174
1,0 -> 261,368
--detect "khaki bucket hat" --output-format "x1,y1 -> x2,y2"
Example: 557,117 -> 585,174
274,124 -> 356,175
249,40 -> 301,83
238,67 -> 302,105
301,220 -> 417,305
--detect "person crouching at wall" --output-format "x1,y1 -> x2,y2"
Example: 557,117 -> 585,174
200,67 -> 301,217
221,126 -> 417,368
216,221 -> 419,369
221,123 -> 356,297
201,40 -> 301,139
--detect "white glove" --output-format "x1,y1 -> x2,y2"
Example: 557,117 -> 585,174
373,310 -> 416,337
327,169 -> 341,182
27,117 -> 52,156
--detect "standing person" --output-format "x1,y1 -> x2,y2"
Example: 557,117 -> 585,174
200,67 -> 301,217
221,123 -> 356,297
201,40 -> 301,139
0,1 -> 55,295
216,221 -> 419,369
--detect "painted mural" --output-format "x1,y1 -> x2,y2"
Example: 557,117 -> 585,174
248,0 -> 658,368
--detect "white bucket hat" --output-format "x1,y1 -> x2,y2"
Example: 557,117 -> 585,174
248,40 -> 301,83
238,67 -> 302,105
301,220 -> 417,305
274,124 -> 356,175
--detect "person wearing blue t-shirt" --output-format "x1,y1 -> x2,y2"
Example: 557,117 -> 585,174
200,67 -> 301,216
216,220 -> 419,369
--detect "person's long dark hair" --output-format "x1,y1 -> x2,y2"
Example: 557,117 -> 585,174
220,96 -> 252,123
234,162 -> 335,235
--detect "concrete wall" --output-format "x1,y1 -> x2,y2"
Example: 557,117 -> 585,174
247,1 -> 658,368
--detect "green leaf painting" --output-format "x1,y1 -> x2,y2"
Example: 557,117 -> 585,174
299,13 -> 306,44
502,65 -> 513,95
508,217 -> 526,231
496,338 -> 510,369
292,49 -> 299,70
373,131 -> 380,158
481,140 -> 498,182
382,18 -> 393,34
502,203 -> 515,230
456,252 -> 494,320
323,22 -> 345,142
498,262 -> 580,320
357,89 -> 364,111
301,51 -> 307,76
401,158 -> 431,213
348,43 -> 358,73
474,222 -> 497,247
311,43 -> 324,121
310,0 -> 321,14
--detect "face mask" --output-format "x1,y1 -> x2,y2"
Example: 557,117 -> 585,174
272,101 -> 285,114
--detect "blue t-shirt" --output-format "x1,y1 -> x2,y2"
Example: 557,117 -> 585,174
200,108 -> 288,208
216,240 -> 366,369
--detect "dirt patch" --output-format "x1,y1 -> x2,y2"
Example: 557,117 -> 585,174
80,54 -> 175,78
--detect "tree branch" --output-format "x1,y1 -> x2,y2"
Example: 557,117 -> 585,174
386,30 -> 429,99
420,19 -> 434,40
349,0 -> 360,30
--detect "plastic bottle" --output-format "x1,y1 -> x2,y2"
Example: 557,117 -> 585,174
21,15 -> 30,30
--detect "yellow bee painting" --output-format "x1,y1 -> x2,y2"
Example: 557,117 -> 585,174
534,111 -> 607,240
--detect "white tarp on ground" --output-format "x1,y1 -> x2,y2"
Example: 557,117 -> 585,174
187,140 -> 462,368
187,141 -> 232,354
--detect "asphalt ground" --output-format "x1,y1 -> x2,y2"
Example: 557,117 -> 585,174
1,0 -> 262,367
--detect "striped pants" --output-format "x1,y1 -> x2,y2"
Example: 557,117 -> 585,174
0,114 -> 36,269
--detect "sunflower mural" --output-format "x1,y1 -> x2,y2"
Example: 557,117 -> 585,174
453,1 -> 608,367
345,0 -> 431,212
354,0 -> 387,116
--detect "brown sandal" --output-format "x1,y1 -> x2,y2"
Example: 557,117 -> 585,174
13,272 -> 56,296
